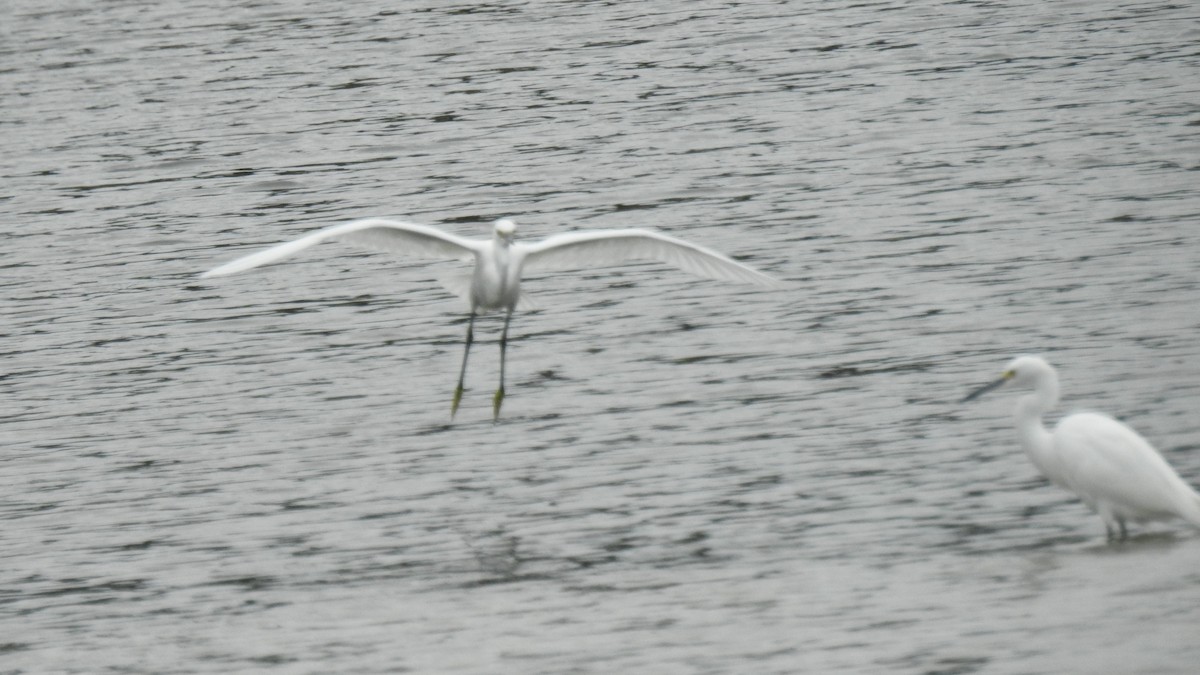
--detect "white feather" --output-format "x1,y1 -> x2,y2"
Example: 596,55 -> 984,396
200,217 -> 783,419
963,355 -> 1200,538
200,218 -> 481,278
519,229 -> 783,287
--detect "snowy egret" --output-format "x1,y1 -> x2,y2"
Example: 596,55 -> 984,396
961,355 -> 1200,540
201,217 -> 784,420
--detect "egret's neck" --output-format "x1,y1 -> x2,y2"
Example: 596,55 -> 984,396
1014,373 -> 1059,472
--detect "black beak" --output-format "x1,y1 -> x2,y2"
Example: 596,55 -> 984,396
961,377 -> 1008,403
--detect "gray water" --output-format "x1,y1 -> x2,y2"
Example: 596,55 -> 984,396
4,0 -> 1200,672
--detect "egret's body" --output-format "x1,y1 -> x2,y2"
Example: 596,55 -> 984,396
962,356 -> 1200,540
201,217 -> 783,420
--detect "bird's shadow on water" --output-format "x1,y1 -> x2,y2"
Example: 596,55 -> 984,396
953,517 -> 1195,557
454,526 -> 566,588
1079,530 -> 1190,555
1004,528 -> 1193,558
412,407 -> 568,435
448,518 -> 735,589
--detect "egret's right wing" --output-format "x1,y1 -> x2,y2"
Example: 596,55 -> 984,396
519,229 -> 783,287
200,218 -> 483,278
1054,412 -> 1192,516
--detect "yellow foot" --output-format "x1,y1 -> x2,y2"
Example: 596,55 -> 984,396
492,387 -> 505,422
451,385 -> 464,420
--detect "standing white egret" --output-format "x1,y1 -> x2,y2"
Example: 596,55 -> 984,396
201,217 -> 784,420
961,355 -> 1200,540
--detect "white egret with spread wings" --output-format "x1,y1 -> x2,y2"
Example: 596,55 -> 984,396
201,218 -> 783,420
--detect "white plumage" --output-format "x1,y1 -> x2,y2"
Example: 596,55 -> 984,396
201,217 -> 783,420
962,355 -> 1200,540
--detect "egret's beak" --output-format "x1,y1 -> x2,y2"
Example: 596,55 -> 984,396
961,370 -> 1013,403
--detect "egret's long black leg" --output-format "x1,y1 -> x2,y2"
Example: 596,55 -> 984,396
493,307 -> 513,422
451,310 -> 476,420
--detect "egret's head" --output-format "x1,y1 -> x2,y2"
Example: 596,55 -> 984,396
494,218 -> 516,244
962,355 -> 1050,403
1003,355 -> 1053,388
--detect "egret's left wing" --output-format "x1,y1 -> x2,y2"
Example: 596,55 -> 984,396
519,229 -> 783,287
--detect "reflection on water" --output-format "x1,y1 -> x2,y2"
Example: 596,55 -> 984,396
3,0 -> 1199,672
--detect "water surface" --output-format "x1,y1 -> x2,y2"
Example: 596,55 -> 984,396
3,0 -> 1200,672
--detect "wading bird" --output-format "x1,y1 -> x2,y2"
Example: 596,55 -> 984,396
201,217 -> 783,420
962,355 -> 1200,540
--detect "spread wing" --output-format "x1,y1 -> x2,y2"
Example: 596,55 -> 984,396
201,218 -> 483,278
518,229 -> 783,287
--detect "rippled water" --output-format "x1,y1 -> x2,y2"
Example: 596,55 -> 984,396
4,0 -> 1200,672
